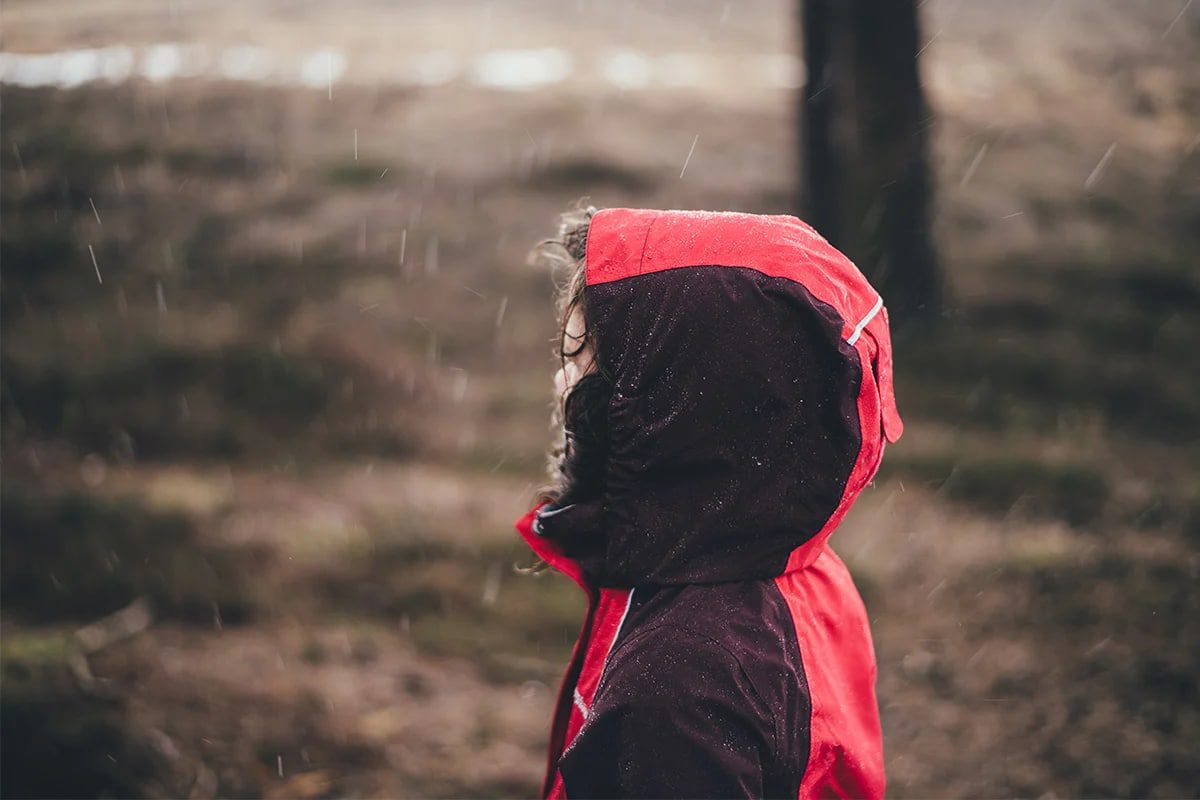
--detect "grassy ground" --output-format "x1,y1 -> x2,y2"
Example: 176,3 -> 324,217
2,0 -> 1199,797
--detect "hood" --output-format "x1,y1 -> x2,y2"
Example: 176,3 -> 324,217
521,208 -> 903,588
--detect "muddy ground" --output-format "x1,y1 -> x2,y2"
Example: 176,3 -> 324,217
2,0 -> 1199,797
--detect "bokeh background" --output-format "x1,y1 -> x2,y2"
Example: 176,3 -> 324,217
2,1 -> 1198,797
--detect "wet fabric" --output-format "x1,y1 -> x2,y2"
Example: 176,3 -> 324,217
516,208 -> 903,799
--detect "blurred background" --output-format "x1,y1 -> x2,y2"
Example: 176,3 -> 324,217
1,0 -> 1198,797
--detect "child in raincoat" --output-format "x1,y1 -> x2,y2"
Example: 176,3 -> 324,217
517,206 -> 903,799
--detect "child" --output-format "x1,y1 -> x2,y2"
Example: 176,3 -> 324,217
516,206 -> 904,799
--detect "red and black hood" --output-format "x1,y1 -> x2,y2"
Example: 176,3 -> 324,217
528,208 -> 903,588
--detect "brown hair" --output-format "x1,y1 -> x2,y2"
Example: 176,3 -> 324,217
520,205 -> 612,573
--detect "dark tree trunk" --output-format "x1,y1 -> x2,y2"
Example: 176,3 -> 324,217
799,0 -> 944,324
800,0 -> 842,246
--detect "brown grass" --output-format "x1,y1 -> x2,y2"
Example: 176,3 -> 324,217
2,0 -> 1198,796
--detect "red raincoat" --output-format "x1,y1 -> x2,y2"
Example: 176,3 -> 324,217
516,208 -> 903,799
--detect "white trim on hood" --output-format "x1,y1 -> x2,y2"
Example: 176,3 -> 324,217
847,295 -> 883,346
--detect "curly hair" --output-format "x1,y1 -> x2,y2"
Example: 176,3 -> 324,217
520,204 -> 613,572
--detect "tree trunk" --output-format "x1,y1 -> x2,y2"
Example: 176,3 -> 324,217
800,0 -> 842,246
799,0 -> 944,324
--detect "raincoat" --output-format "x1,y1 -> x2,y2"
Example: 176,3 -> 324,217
515,208 -> 904,799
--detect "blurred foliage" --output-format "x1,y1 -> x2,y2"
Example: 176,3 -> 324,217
1,631 -> 154,800
324,160 -> 398,188
313,522 -> 584,684
884,454 -> 1109,527
4,346 -> 336,459
1,484 -> 261,624
896,262 -> 1200,444
0,1 -> 1198,795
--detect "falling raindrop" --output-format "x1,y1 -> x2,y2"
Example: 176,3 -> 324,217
1084,142 -> 1117,190
12,143 -> 26,189
1163,0 -> 1194,38
679,134 -> 700,178
960,143 -> 988,187
88,244 -> 103,284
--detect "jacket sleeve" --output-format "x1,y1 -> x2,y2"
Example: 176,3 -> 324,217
556,624 -> 777,799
